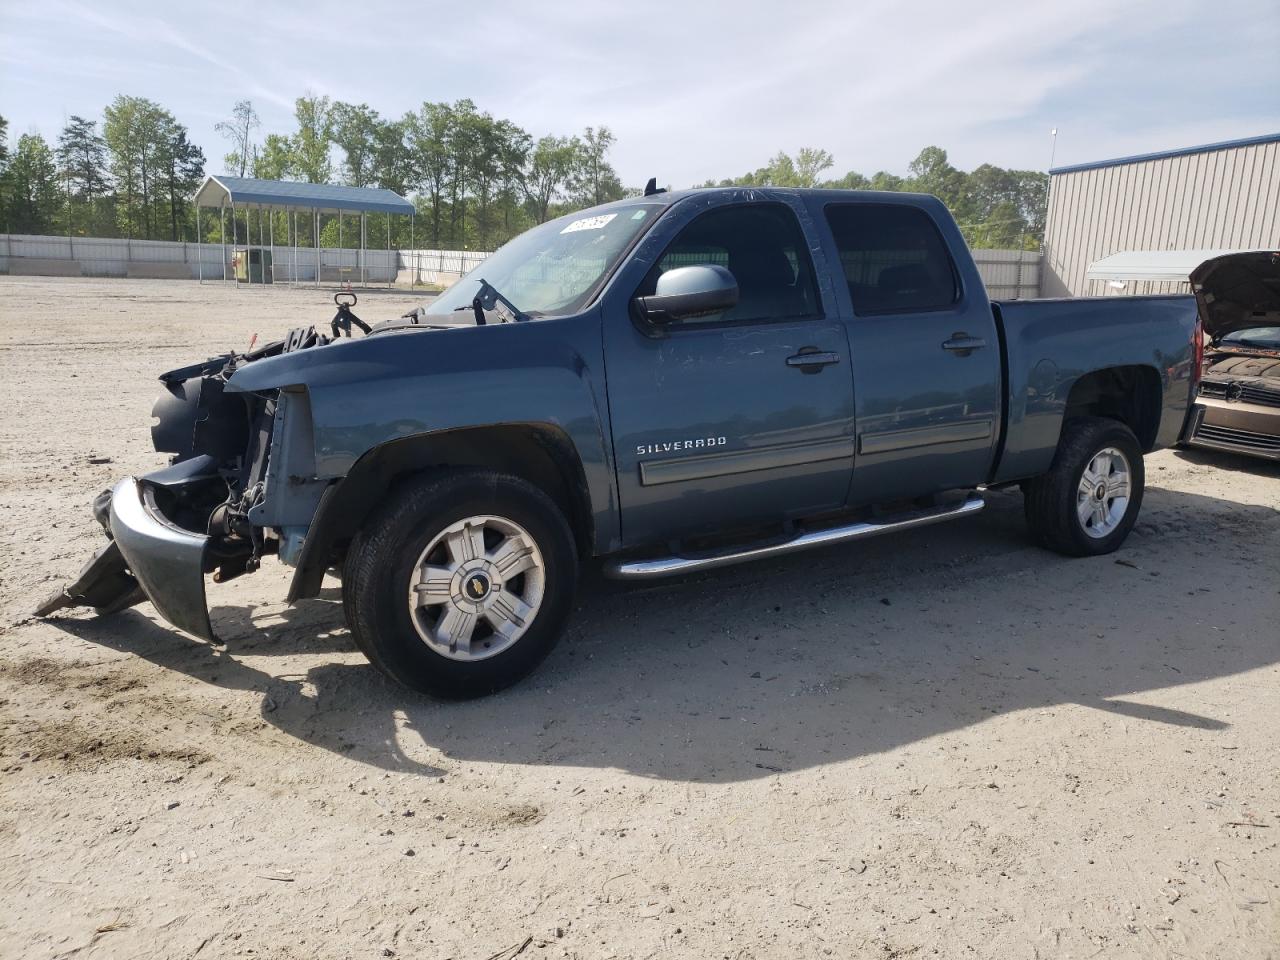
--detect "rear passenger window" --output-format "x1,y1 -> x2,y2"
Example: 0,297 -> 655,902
824,204 -> 959,315
642,203 -> 819,325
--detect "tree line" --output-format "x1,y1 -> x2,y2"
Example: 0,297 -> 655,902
702,146 -> 1047,249
0,102 -> 205,242
0,97 -> 1046,251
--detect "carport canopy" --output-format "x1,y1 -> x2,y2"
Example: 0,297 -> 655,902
192,176 -> 415,286
1086,248 -> 1273,283
193,176 -> 414,215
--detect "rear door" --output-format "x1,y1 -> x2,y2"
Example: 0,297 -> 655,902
820,200 -> 1002,504
602,199 -> 855,546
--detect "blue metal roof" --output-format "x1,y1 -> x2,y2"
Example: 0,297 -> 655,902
193,175 -> 414,214
1050,132 -> 1280,176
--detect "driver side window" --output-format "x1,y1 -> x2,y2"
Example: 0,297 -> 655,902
642,203 -> 820,325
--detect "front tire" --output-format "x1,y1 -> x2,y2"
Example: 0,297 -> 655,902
343,470 -> 578,699
1022,417 -> 1145,557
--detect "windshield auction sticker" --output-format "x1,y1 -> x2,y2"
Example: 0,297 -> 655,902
561,213 -> 618,234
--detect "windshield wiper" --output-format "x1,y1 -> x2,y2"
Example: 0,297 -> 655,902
453,278 -> 529,325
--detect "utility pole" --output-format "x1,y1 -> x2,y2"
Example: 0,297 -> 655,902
1041,128 -> 1059,249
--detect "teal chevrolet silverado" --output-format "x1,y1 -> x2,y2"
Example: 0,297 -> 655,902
39,187 -> 1206,698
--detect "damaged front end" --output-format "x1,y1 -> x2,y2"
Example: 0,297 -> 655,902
35,326 -> 331,639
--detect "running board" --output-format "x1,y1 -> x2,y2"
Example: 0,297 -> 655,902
603,495 -> 985,580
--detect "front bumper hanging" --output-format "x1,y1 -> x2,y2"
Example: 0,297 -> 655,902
35,477 -> 217,641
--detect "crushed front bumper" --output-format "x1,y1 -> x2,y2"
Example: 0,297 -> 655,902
109,477 -> 216,640
35,477 -> 217,641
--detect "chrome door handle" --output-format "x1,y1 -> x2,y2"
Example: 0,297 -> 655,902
786,350 -> 841,372
941,334 -> 987,356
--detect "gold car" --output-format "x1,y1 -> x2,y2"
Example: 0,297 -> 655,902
1185,252 -> 1280,461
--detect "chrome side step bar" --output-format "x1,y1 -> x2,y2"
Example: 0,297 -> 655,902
603,495 -> 985,580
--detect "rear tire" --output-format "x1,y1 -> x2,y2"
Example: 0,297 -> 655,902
343,470 -> 577,699
1022,417 -> 1144,557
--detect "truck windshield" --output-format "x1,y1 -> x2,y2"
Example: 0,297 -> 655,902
424,203 -> 664,319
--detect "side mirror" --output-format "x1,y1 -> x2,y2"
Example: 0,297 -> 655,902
635,265 -> 739,324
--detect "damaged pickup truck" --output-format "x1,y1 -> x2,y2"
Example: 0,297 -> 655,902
39,188 -> 1207,698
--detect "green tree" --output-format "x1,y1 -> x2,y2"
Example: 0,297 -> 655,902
104,95 -> 171,238
867,170 -> 906,191
703,147 -> 833,188
291,94 -> 333,183
330,101 -> 380,186
405,102 -> 453,246
444,99 -> 481,244
522,135 -> 579,223
253,133 -> 295,180
372,116 -> 413,195
701,143 -> 1047,249
0,115 -> 8,223
156,119 -> 205,240
572,126 -> 624,206
494,121 -> 531,241
2,133 -> 61,234
905,146 -> 969,215
827,170 -> 871,190
215,99 -> 260,177
57,115 -> 110,235
793,147 -> 835,187
461,112 -> 531,249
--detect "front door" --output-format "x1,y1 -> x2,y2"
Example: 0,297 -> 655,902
603,200 -> 855,547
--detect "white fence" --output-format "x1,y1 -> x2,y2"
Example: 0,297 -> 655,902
972,248 -> 1041,300
0,234 -> 483,285
0,233 -> 1041,298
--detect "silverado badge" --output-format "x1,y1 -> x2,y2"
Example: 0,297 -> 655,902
636,436 -> 728,456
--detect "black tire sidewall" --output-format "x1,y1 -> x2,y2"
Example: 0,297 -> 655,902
346,472 -> 577,699
1032,418 -> 1145,556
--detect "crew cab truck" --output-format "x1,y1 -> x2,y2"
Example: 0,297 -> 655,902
38,188 -> 1203,698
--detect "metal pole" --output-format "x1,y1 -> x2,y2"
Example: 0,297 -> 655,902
220,201 -> 226,282
1041,128 -> 1058,253
361,212 -> 367,287
197,206 -> 203,283
268,206 -> 274,284
292,210 -> 298,285
233,202 -> 240,291
387,213 -> 392,288
314,208 -> 320,288
410,213 -> 415,287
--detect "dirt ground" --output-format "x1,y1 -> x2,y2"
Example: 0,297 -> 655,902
1,276 -> 1277,960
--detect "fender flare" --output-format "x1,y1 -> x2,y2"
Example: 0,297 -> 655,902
286,423 -> 598,602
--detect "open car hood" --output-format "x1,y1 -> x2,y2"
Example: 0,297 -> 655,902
1190,250 -> 1280,342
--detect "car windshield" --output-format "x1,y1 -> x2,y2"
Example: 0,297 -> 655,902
425,203 -> 664,319
1220,326 -> 1280,349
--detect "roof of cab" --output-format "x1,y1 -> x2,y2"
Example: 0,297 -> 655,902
579,186 -> 941,214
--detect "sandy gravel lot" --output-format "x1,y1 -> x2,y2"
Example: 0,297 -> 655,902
1,276 -> 1277,959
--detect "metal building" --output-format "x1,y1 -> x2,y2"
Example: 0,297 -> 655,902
1041,133 -> 1280,297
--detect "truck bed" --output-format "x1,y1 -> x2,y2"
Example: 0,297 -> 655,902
990,295 -> 1200,484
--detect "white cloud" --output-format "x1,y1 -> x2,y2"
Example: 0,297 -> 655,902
1,0 -> 1276,184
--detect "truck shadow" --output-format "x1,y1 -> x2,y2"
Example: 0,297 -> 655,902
52,484 -> 1280,783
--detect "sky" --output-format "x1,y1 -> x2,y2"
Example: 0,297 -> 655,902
1,0 -> 1277,187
